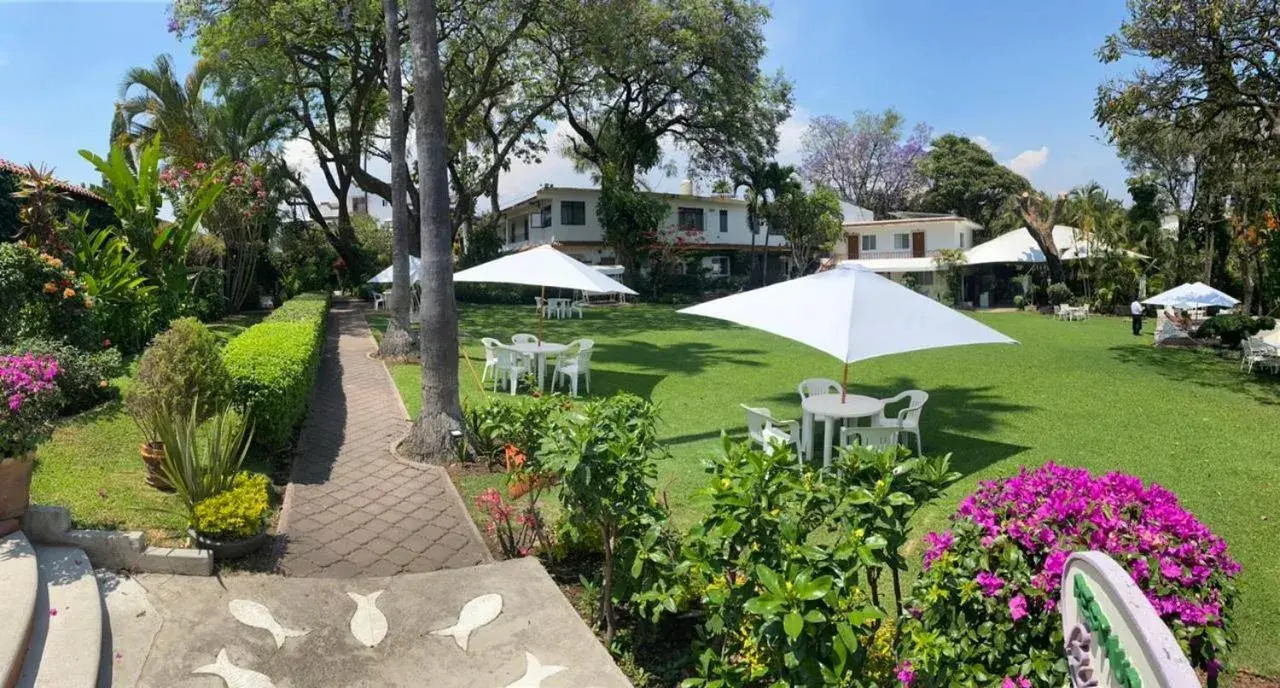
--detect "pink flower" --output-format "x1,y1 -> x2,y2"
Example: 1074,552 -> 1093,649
1001,677 -> 1031,688
1008,594 -> 1027,621
922,531 -> 952,569
975,571 -> 1005,597
895,660 -> 915,686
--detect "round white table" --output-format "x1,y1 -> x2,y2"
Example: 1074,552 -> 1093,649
801,393 -> 884,466
508,341 -> 568,390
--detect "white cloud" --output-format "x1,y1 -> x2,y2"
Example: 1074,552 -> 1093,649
971,135 -> 998,154
775,106 -> 811,167
1007,146 -> 1049,177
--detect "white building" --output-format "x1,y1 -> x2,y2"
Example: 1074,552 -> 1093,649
497,184 -> 790,278
832,214 -> 981,298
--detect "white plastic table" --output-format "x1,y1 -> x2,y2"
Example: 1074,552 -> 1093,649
508,341 -> 567,390
546,298 -> 571,319
801,393 -> 885,466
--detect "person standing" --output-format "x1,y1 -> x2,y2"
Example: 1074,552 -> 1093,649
1130,298 -> 1144,336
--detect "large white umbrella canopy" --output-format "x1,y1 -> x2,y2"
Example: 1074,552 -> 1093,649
454,245 -> 637,295
1142,282 -> 1239,309
964,226 -> 1145,265
367,256 -> 422,284
679,264 -> 1016,371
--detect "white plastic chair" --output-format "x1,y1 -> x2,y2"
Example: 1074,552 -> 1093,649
492,346 -> 532,395
839,426 -> 901,452
480,338 -> 502,383
371,291 -> 385,311
551,340 -> 593,396
797,377 -> 843,444
741,404 -> 800,456
570,300 -> 586,318
511,333 -> 538,345
870,390 -> 927,455
534,296 -> 548,317
1242,338 -> 1279,374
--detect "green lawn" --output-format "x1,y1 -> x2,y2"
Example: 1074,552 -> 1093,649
373,303 -> 1280,676
30,309 -> 270,544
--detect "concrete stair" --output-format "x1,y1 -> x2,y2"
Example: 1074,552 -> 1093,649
1,534 -> 104,688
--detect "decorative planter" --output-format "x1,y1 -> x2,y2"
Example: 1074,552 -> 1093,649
188,525 -> 268,560
139,442 -> 172,491
0,453 -> 34,523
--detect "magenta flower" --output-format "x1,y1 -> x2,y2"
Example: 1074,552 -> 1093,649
895,660 -> 915,686
975,571 -> 1005,597
1001,677 -> 1031,688
1008,594 -> 1027,621
922,531 -> 952,569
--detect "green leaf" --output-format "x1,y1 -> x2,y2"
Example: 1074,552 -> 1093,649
743,596 -> 784,616
783,611 -> 804,640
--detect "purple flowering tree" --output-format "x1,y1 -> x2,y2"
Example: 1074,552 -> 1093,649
800,109 -> 930,218
897,462 -> 1239,686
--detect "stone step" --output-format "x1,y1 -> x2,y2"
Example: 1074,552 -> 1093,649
16,547 -> 102,688
0,533 -> 38,688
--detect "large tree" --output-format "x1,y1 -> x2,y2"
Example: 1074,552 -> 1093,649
913,134 -> 1030,236
764,186 -> 844,278
379,0 -> 416,359
545,0 -> 791,277
1013,191 -> 1069,285
800,108 -> 929,218
403,0 -> 463,462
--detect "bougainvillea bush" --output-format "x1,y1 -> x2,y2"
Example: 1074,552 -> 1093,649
897,463 -> 1239,686
0,354 -> 61,457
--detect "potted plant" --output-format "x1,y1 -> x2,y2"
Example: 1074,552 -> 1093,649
0,354 -> 61,531
127,396 -> 171,490
154,401 -> 265,559
189,472 -> 270,559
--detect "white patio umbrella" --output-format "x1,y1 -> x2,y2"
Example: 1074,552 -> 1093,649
367,256 -> 422,284
678,264 -> 1017,400
1142,282 -> 1239,309
454,245 -> 637,340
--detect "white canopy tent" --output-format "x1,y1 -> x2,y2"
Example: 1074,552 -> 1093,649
1142,282 -> 1239,309
678,263 -> 1017,398
964,226 -> 1144,265
367,256 -> 422,284
838,257 -> 938,273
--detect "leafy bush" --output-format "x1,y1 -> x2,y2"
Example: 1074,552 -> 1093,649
1013,295 -> 1025,309
0,354 -> 61,456
1196,314 -> 1277,348
154,402 -> 253,519
1046,282 -> 1073,306
271,220 -> 337,297
192,471 -> 270,539
129,317 -> 232,424
462,394 -> 566,467
0,242 -> 96,349
898,463 -> 1240,686
0,338 -> 122,414
223,293 -> 328,448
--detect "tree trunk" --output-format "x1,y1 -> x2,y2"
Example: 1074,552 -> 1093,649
599,523 -> 618,645
401,0 -> 462,463
379,0 -> 416,360
1015,192 -> 1067,285
747,206 -> 758,287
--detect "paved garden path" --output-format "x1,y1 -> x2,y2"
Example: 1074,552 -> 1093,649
276,301 -> 489,578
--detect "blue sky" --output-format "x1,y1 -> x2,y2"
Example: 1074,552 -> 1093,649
0,1 -> 1136,205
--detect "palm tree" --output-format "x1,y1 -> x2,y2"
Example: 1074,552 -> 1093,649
117,54 -> 214,166
732,156 -> 798,285
379,0 -> 416,359
403,0 -> 463,462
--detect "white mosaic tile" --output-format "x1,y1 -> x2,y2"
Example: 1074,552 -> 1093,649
228,599 -> 309,648
430,593 -> 502,651
192,649 -> 276,688
502,652 -> 566,687
347,590 -> 388,648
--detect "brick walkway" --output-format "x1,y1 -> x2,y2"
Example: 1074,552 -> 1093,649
276,301 -> 490,578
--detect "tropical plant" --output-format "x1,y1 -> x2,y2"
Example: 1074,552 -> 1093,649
10,164 -> 71,252
66,214 -> 158,351
898,463 -> 1240,686
191,471 -> 270,539
153,400 -> 253,518
0,354 -> 61,458
731,155 -> 800,285
932,248 -> 967,307
474,486 -> 552,559
539,392 -> 668,643
0,242 -> 96,349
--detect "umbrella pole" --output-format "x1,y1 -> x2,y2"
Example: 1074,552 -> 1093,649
538,286 -> 545,343
840,362 -> 849,403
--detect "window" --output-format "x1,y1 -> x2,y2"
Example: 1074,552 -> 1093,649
959,232 -> 966,248
538,202 -> 552,228
522,216 -> 529,242
919,271 -> 934,286
861,234 -> 877,252
677,207 -> 705,232
560,200 -> 586,225
707,256 -> 730,276
893,233 -> 910,250
719,209 -> 728,233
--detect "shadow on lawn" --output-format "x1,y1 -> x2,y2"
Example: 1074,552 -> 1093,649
455,302 -> 730,341
1109,343 -> 1279,406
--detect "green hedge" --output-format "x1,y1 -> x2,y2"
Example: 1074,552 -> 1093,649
223,293 -> 329,449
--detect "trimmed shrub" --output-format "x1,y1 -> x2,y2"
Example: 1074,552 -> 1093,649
129,317 -> 232,423
1195,313 -> 1276,349
1046,282 -> 1073,306
0,338 -> 123,414
192,471 -> 270,539
222,293 -> 328,448
898,463 -> 1239,686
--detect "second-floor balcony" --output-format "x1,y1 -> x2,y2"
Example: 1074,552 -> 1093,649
859,249 -> 942,260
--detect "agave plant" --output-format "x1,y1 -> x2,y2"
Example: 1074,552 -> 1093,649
153,398 -> 253,517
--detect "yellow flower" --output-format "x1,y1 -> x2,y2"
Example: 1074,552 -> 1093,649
720,478 -> 731,490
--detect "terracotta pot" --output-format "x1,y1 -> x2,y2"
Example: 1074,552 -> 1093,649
0,453 -> 34,522
139,442 -> 173,491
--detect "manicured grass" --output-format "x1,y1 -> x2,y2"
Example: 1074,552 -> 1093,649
30,310 -> 270,544
373,303 -> 1280,676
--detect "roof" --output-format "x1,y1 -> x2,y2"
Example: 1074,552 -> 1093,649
843,215 -> 979,229
499,184 -> 750,213
0,159 -> 107,205
964,225 -> 1146,265
839,257 -> 939,273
